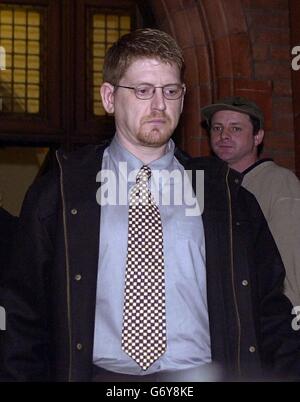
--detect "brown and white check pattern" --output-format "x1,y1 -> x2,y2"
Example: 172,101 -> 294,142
121,165 -> 167,370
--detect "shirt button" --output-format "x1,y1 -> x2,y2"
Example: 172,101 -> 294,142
75,274 -> 82,281
242,280 -> 249,287
249,346 -> 256,353
76,343 -> 83,351
71,208 -> 78,215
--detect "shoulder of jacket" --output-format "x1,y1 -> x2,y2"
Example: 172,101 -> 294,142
56,144 -> 107,167
255,161 -> 300,191
28,163 -> 60,203
184,155 -> 229,175
253,160 -> 296,178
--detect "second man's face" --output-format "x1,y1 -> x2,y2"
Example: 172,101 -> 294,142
104,58 -> 184,150
209,110 -> 263,171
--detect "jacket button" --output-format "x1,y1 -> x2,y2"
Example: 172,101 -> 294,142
76,343 -> 83,351
75,274 -> 82,281
234,178 -> 239,184
236,221 -> 241,226
249,346 -> 256,353
71,208 -> 78,215
242,280 -> 248,287
62,153 -> 68,160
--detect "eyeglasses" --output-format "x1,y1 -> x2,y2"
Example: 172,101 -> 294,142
114,83 -> 186,100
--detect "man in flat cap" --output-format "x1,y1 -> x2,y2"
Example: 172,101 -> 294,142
202,96 -> 300,308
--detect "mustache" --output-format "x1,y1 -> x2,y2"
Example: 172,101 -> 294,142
141,112 -> 170,123
215,140 -> 234,145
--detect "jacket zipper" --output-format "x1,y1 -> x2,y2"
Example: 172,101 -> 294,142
56,151 -> 73,382
225,167 -> 241,375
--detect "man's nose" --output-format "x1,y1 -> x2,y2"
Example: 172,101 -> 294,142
151,88 -> 166,111
220,127 -> 231,140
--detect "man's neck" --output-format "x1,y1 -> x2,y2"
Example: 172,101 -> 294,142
116,135 -> 168,164
229,155 -> 258,173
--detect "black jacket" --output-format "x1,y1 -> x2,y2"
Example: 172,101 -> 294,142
0,208 -> 17,377
1,145 -> 300,381
0,208 -> 16,282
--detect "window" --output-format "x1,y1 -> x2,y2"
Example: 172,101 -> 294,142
0,5 -> 43,114
90,12 -> 131,116
0,0 -> 148,147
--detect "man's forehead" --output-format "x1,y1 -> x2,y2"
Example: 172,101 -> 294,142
123,57 -> 180,77
211,109 -> 251,123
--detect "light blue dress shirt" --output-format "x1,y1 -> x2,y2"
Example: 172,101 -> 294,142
93,136 -> 211,375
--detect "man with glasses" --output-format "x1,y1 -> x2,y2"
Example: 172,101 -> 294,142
2,29 -> 300,382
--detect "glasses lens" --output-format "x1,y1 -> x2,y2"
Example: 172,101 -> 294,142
133,84 -> 184,100
135,84 -> 154,99
163,84 -> 183,100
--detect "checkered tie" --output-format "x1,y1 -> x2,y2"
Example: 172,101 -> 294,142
121,165 -> 167,370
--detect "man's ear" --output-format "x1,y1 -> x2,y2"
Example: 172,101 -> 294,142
100,82 -> 115,114
254,129 -> 264,146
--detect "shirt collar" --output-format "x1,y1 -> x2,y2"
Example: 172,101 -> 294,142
108,135 -> 176,172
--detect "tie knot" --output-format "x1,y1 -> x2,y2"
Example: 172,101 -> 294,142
136,165 -> 151,183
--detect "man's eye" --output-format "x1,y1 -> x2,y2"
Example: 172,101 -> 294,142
232,127 -> 242,132
164,86 -> 179,96
136,86 -> 151,95
212,126 -> 222,131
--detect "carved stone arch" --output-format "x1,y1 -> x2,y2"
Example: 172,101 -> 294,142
145,0 -> 272,156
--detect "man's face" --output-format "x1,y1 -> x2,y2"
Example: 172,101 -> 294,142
209,110 -> 263,171
102,58 -> 184,149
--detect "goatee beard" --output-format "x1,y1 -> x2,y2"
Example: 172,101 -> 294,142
137,128 -> 171,147
138,113 -> 172,147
